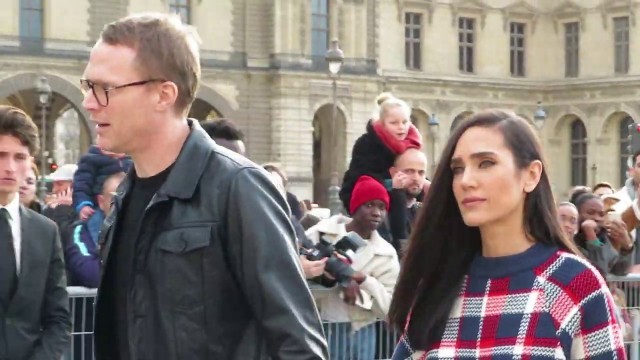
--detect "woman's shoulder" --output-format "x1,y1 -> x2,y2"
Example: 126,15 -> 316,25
544,250 -> 608,301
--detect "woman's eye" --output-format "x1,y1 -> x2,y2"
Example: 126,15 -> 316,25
479,160 -> 494,168
451,166 -> 464,175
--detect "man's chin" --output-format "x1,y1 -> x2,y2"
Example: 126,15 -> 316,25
406,189 -> 422,197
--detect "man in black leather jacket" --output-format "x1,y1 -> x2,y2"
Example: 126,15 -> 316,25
81,13 -> 328,360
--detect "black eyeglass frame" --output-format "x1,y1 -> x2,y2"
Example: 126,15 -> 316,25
79,78 -> 167,107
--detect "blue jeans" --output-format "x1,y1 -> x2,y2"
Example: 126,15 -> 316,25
324,322 -> 377,360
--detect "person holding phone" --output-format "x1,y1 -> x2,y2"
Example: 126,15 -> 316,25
572,192 -> 633,276
306,175 -> 400,360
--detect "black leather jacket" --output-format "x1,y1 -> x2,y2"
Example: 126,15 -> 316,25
94,120 -> 328,360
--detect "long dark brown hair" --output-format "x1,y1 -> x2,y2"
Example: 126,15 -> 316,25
388,109 -> 580,350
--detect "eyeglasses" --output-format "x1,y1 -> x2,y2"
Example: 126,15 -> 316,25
80,79 -> 167,107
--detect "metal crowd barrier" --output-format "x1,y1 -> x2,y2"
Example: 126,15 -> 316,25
63,287 -> 97,360
322,320 -> 399,360
310,285 -> 400,359
608,274 -> 640,360
64,276 -> 640,360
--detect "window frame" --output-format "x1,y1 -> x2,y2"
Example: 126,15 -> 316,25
405,12 -> 422,70
311,0 -> 330,57
19,0 -> 44,41
169,0 -> 191,24
509,22 -> 526,77
570,119 -> 588,186
613,16 -> 630,75
564,22 -> 580,78
619,116 -> 634,186
458,17 -> 475,74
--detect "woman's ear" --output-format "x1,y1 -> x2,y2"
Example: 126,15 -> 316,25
523,160 -> 543,193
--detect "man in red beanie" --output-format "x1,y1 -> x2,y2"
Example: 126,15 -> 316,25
305,175 -> 399,360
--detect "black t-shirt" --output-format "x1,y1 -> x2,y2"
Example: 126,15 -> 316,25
105,165 -> 172,360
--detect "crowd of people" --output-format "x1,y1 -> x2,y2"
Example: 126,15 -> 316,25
0,10 -> 636,360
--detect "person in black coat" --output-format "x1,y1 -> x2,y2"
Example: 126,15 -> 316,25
339,95 -> 422,214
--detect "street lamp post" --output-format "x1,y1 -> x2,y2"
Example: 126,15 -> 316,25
428,113 -> 440,176
533,101 -> 547,129
325,39 -> 344,216
35,76 -> 52,200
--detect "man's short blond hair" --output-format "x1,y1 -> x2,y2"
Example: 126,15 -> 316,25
100,13 -> 201,115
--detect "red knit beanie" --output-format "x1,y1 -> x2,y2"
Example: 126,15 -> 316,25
349,175 -> 390,215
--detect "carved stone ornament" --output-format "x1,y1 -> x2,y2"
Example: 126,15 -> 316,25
396,0 -> 435,23
500,0 -> 541,33
599,0 -> 637,28
450,0 -> 489,28
551,0 -> 587,33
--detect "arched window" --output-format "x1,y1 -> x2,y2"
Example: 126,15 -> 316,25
570,119 -> 587,186
169,0 -> 190,24
620,116 -> 634,186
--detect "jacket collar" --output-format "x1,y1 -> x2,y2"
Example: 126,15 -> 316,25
116,119 -> 214,203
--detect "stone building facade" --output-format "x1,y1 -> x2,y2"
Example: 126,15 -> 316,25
1,0 -> 639,204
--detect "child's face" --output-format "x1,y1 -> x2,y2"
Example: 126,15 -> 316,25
381,106 -> 410,141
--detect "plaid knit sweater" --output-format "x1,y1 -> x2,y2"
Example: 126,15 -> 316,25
393,243 -> 626,359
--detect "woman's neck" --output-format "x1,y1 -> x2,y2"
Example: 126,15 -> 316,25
479,219 -> 534,257
345,222 -> 372,240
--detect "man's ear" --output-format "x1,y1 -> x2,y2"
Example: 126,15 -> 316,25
96,194 -> 104,209
389,166 -> 398,177
156,81 -> 179,112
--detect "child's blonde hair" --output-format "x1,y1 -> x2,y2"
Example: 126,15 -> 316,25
379,97 -> 411,123
371,92 -> 411,122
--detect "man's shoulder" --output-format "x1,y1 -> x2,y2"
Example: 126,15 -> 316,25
196,136 -> 256,171
21,207 -> 58,233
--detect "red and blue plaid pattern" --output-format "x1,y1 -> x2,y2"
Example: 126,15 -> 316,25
393,245 -> 626,359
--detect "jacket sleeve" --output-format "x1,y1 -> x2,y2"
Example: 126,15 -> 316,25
72,154 -> 98,212
609,245 -> 633,276
63,224 -> 101,288
224,167 -> 329,360
29,224 -> 71,360
359,254 -> 401,320
583,240 -> 631,276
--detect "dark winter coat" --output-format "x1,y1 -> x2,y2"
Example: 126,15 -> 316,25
72,146 -> 133,212
339,121 -> 395,214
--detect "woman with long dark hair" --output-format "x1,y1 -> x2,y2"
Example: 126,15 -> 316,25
389,110 -> 625,359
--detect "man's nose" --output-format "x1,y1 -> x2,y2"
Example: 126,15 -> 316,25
82,89 -> 99,111
1,158 -> 17,173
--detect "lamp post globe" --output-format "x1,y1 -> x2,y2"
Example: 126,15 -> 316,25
534,101 -> 547,129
